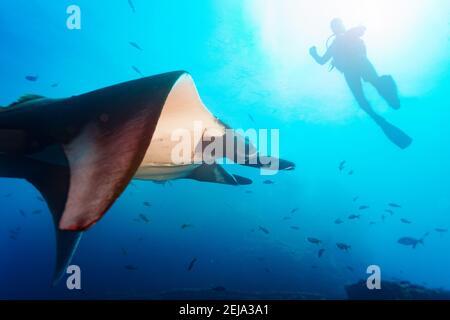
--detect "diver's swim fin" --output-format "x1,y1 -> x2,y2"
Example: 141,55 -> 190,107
371,115 -> 413,149
186,163 -> 252,186
378,75 -> 401,110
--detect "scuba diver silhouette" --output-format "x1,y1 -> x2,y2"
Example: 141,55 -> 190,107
310,18 -> 412,149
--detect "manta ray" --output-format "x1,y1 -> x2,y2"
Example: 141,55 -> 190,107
0,71 -> 295,283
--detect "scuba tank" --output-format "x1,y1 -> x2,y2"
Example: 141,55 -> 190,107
325,34 -> 336,72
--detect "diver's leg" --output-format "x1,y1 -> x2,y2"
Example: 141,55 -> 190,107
344,73 -> 378,118
362,61 -> 401,109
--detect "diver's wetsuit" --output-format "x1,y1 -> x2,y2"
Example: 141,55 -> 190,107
313,26 -> 400,113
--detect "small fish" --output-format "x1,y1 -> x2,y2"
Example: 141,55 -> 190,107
264,268 -> 271,273
181,224 -> 193,229
129,41 -> 143,51
347,266 -> 355,272
132,66 -> 144,77
359,206 -> 370,210
336,243 -> 351,251
348,214 -> 360,220
318,249 -> 325,258
259,226 -> 270,234
32,210 -> 42,215
290,226 -> 300,231
127,0 -> 136,13
245,190 -> 253,194
25,75 -> 38,82
248,114 -> 256,123
369,221 -> 377,225
435,228 -> 448,234
381,215 -> 386,222
19,210 -> 26,217
51,83 -> 59,88
307,237 -> 322,245
290,208 -> 299,214
334,218 -> 344,225
37,196 -> 44,202
398,237 -> 423,249
339,161 -> 346,171
4,193 -> 12,198
121,248 -> 128,256
400,218 -> 411,224
143,201 -> 151,207
385,209 -> 394,215
124,265 -> 138,271
353,196 -> 359,202
389,203 -> 402,208
263,180 -> 275,185
187,258 -> 197,271
348,170 -> 355,176
139,214 -> 150,223
283,216 -> 292,221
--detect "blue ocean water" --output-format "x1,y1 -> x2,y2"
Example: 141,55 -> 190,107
0,0 -> 449,299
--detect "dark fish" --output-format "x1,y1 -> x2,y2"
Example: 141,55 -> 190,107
259,226 -> 270,234
121,248 -> 128,256
385,209 -> 394,215
132,66 -> 144,77
37,196 -> 44,202
283,216 -> 292,221
4,193 -> 12,198
369,221 -> 377,225
400,218 -> 411,224
139,214 -> 150,223
336,243 -> 351,251
334,218 -> 344,225
127,0 -> 136,13
435,228 -> 448,233
290,226 -> 300,231
129,41 -> 143,51
318,248 -> 325,258
187,258 -> 197,271
211,286 -> 226,292
290,208 -> 299,214
245,190 -> 253,194
353,196 -> 359,202
311,265 -> 318,270
25,75 -> 38,82
348,214 -> 360,220
398,237 -> 423,249
307,237 -> 322,245
143,201 -> 151,207
181,224 -> 193,229
264,268 -> 271,273
389,203 -> 402,208
124,265 -> 138,271
348,170 -> 355,176
263,180 -> 275,185
381,215 -> 386,222
248,114 -> 256,123
51,83 -> 59,88
347,266 -> 355,272
32,210 -> 42,215
19,210 -> 26,217
359,205 -> 370,210
339,161 -> 346,171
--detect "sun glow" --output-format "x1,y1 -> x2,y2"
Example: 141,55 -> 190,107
244,0 -> 449,122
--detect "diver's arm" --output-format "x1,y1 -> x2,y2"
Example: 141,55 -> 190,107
347,26 -> 367,38
309,46 -> 333,65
